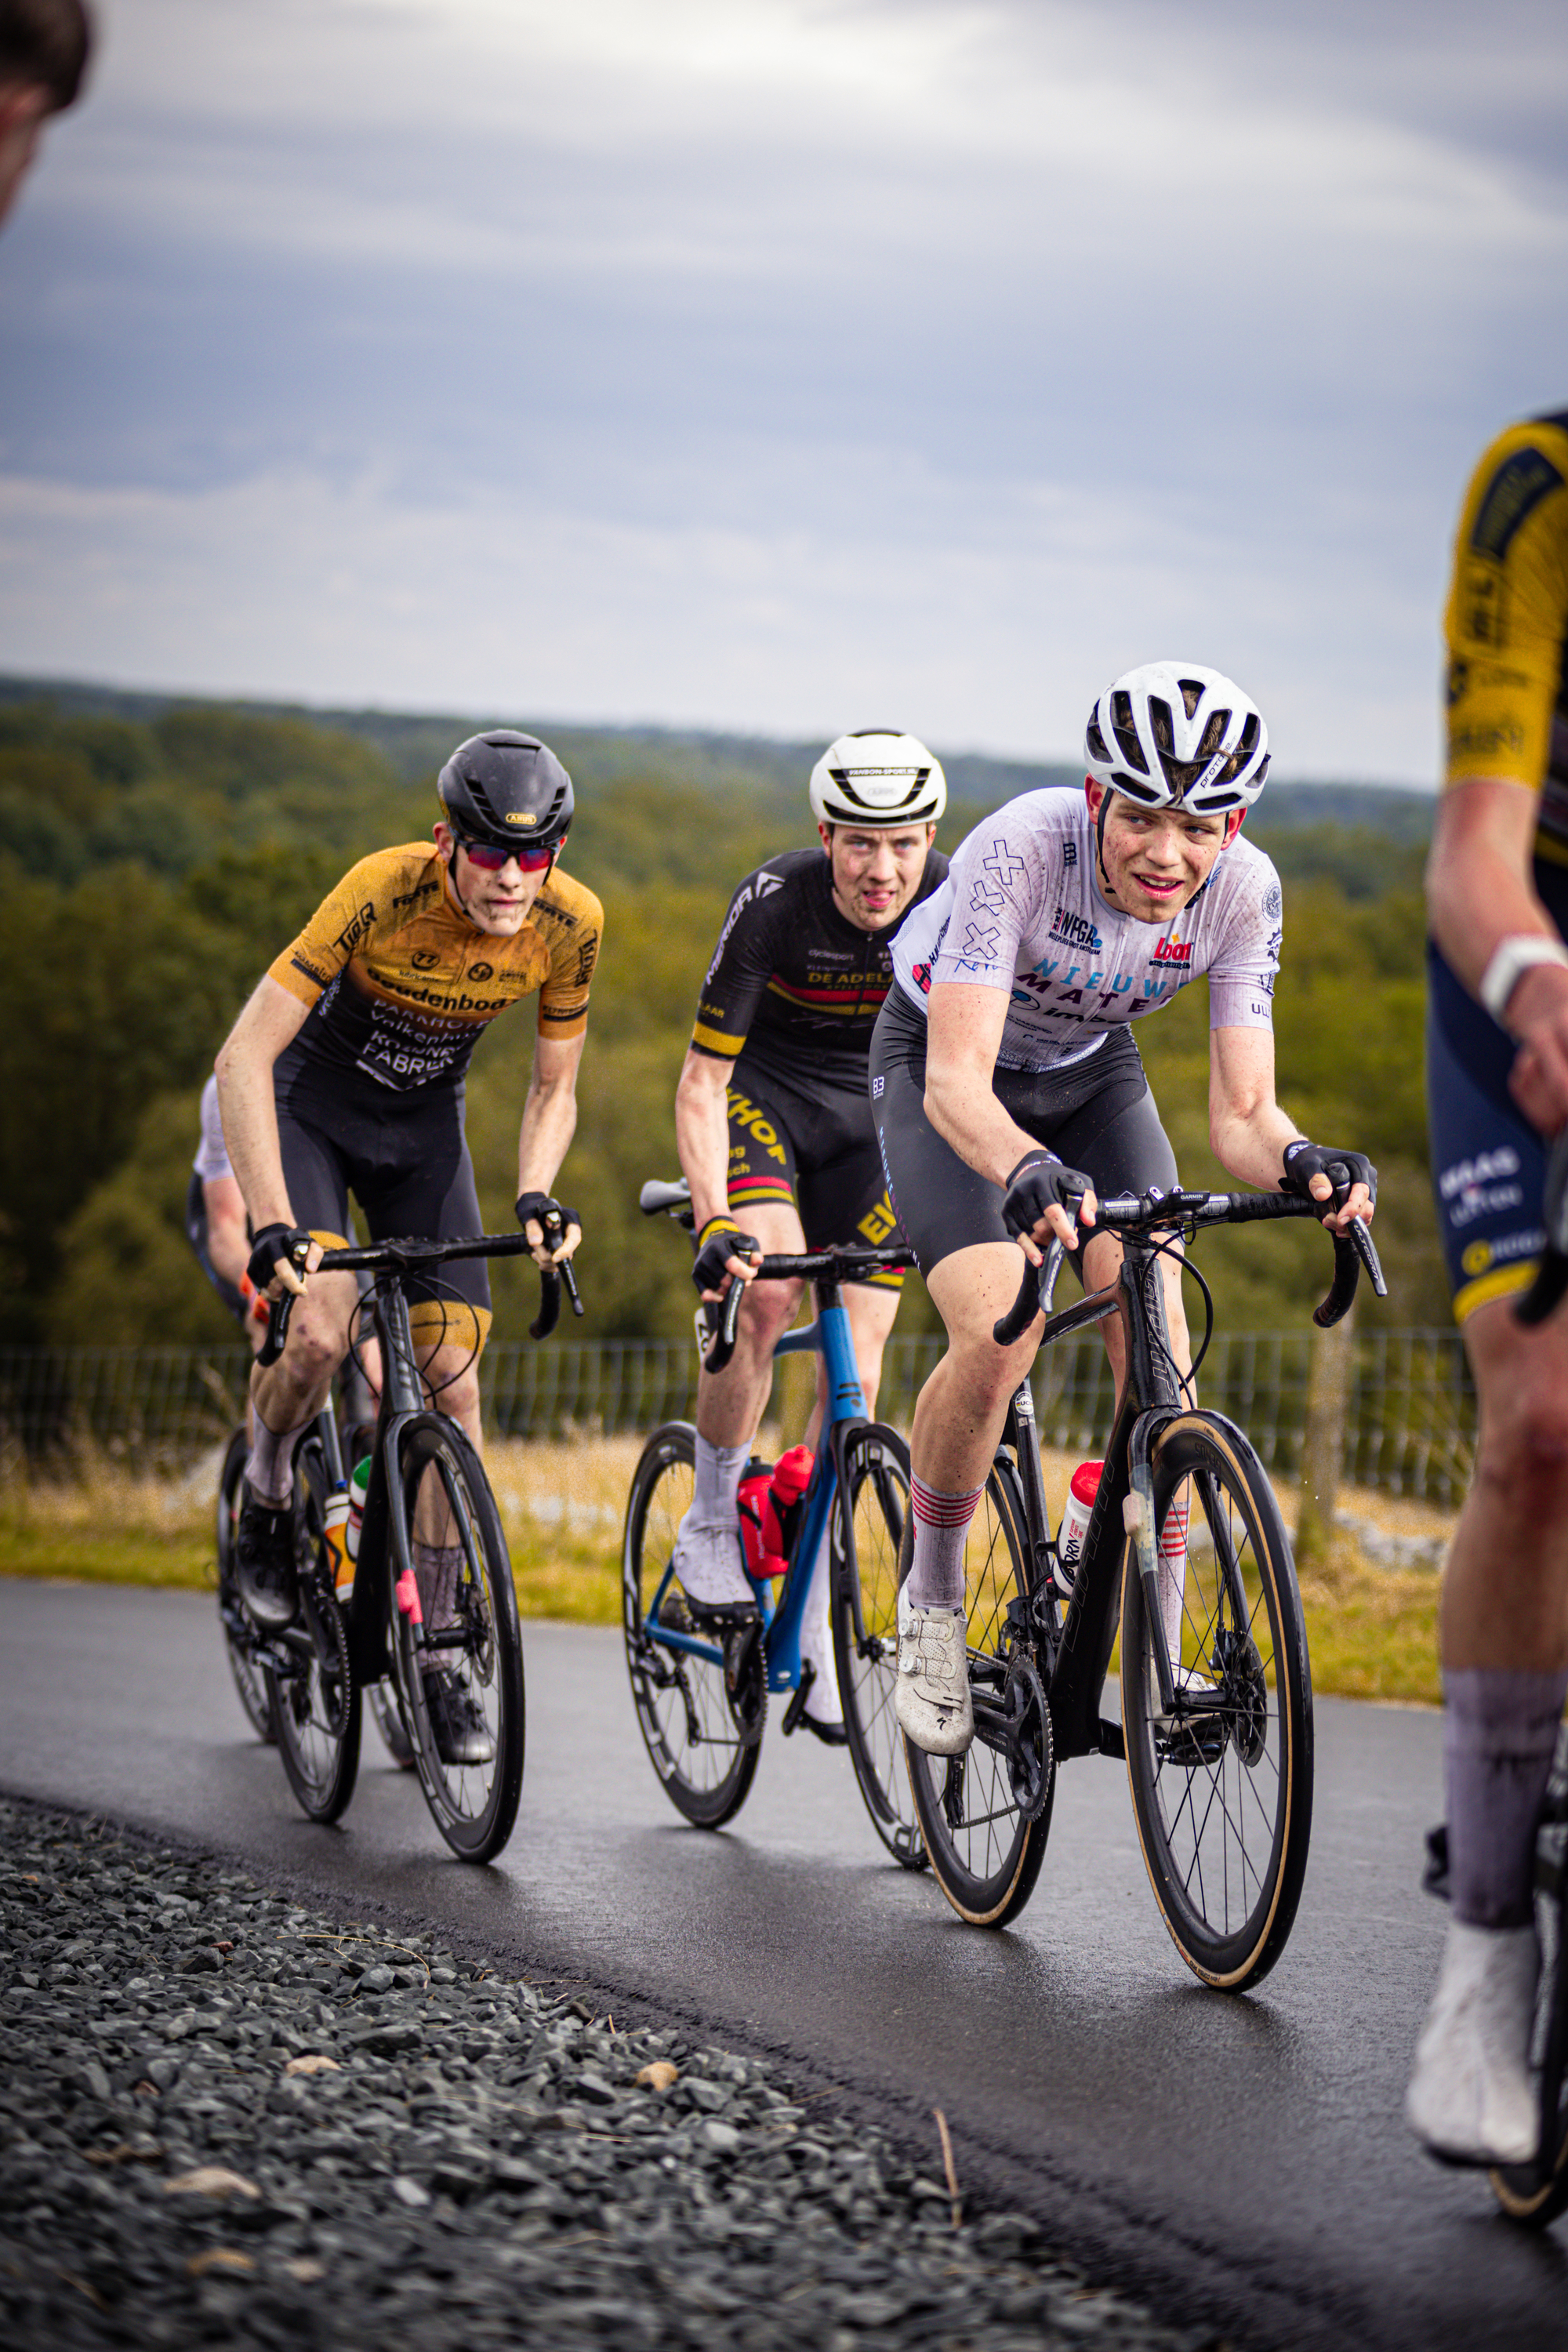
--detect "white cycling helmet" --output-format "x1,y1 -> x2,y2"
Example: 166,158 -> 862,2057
1084,662 -> 1269,815
808,731 -> 946,829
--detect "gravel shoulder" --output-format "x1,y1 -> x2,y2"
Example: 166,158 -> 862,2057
0,1795 -> 1213,2352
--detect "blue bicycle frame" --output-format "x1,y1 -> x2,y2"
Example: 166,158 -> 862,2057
644,1275 -> 868,1697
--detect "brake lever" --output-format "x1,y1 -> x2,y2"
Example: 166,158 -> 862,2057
256,1237 -> 313,1367
1038,1237 -> 1066,1317
1348,1213 -> 1387,1299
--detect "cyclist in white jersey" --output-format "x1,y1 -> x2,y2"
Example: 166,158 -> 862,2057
869,662 -> 1377,1754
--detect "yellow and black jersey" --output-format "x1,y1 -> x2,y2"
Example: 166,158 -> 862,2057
691,846 -> 948,1093
1445,408 -> 1568,869
268,844 -> 602,1092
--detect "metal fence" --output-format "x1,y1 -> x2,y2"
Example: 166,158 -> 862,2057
0,1328 -> 1476,1504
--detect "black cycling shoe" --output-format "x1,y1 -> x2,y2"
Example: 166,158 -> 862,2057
423,1670 -> 495,1766
800,1713 -> 849,1749
234,1484 -> 299,1632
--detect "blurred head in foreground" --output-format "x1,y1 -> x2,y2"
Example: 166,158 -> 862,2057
0,0 -> 92,228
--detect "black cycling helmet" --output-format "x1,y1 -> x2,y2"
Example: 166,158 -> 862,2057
436,730 -> 574,855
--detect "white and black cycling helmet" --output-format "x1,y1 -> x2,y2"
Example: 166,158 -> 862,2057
1084,662 -> 1269,815
808,731 -> 946,829
437,730 -> 574,852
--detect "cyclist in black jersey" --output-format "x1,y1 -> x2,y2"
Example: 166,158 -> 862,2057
670,731 -> 949,1735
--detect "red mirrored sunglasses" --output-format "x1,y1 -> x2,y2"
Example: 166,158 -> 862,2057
456,833 -> 554,873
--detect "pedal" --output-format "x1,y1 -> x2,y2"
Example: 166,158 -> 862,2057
780,1661 -> 816,1738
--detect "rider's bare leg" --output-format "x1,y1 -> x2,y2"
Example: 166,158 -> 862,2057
245,1269 -> 358,1500
1406,1294 -> 1568,2162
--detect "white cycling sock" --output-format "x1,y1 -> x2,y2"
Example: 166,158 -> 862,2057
413,1542 -> 463,1674
1445,1668 -> 1568,1927
245,1409 -> 313,1506
1157,1492 -> 1191,1664
906,1474 -> 983,1612
798,1516 -> 841,1724
691,1436 -> 750,1526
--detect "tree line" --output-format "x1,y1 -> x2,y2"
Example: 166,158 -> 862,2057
0,692 -> 1441,1354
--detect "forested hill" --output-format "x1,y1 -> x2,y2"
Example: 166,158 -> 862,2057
0,681 -> 1442,1351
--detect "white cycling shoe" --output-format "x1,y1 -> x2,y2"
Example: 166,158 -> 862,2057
1405,1918 -> 1539,2166
895,1590 -> 973,1756
672,1512 -> 756,1612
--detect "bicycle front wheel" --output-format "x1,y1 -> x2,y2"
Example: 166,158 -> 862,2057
215,1426 -> 274,1742
906,1459 -> 1054,1926
622,1421 -> 761,1828
832,1423 -> 924,1870
1492,1828 -> 1568,2226
1121,1411 -> 1312,1989
267,1439 -> 361,1823
391,1414 -> 525,1863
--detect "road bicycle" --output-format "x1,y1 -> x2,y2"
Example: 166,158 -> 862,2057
246,1222 -> 579,1862
906,1185 -> 1385,1991
216,1413 -> 412,1769
623,1177 -> 927,1865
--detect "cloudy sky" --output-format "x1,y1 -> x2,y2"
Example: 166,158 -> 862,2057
1,0 -> 1563,779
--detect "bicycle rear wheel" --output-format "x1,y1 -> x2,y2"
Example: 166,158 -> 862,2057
391,1413 -> 525,1863
267,1439 -> 361,1822
906,1458 -> 1054,1926
215,1426 -> 274,1742
1121,1411 -> 1312,1989
832,1423 -> 925,1870
622,1421 -> 761,1828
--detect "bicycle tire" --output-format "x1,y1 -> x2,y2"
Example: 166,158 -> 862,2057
906,1457 -> 1054,1926
1491,1819 -> 1568,2226
267,1439 -> 361,1823
1121,1411 -> 1312,1990
214,1426 -> 274,1743
832,1423 -> 925,1870
390,1414 -> 525,1863
622,1421 -> 762,1828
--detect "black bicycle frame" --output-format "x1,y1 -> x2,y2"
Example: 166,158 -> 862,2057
998,1236 -> 1185,1766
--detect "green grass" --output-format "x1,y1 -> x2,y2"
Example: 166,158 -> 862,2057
0,1439 -> 1446,1704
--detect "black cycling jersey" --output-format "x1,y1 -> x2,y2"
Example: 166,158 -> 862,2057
691,846 -> 948,1094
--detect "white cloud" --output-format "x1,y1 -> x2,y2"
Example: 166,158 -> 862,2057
2,0 -> 1560,777
0,457 -> 1441,779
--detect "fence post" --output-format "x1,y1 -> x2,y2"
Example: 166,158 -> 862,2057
1295,1303 -> 1356,1567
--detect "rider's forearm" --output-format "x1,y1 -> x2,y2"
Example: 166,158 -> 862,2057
674,1050 -> 735,1232
203,1182 -> 251,1289
1427,780 -> 1559,1005
516,1068 -> 579,1196
213,1040 -> 294,1231
1210,1101 -> 1305,1195
924,1060 -> 1040,1190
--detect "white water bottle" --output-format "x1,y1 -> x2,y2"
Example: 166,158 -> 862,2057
1054,1461 -> 1103,1596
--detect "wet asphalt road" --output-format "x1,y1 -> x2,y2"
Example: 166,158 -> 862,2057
1,1581 -> 1563,2352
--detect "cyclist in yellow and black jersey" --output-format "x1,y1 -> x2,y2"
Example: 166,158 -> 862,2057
670,732 -> 947,1738
215,732 -> 600,1762
1410,408 -> 1568,2166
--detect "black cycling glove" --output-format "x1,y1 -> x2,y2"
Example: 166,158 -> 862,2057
245,1223 -> 313,1294
515,1192 -> 580,1250
1000,1152 -> 1095,1243
1280,1140 -> 1378,1210
691,1216 -> 760,1296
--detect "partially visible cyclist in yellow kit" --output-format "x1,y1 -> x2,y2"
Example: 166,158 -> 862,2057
1410,409 -> 1568,2165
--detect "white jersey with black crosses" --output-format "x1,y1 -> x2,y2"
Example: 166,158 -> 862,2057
889,786 -> 1283,1074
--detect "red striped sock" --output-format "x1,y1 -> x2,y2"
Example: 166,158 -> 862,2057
908,1474 -> 984,1610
